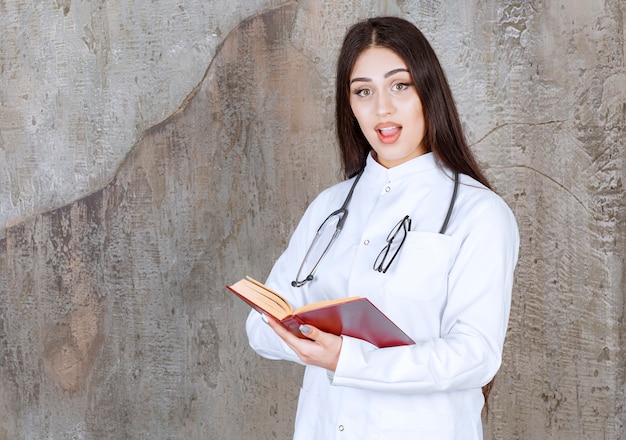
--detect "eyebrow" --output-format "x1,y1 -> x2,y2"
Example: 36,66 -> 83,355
350,68 -> 410,84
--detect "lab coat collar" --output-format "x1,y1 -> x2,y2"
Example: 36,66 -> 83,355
363,151 -> 439,185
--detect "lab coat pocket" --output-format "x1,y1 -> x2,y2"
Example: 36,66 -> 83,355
382,231 -> 452,301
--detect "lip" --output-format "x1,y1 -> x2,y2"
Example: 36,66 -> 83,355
375,123 -> 402,144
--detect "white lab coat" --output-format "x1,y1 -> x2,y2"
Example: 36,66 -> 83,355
246,152 -> 520,439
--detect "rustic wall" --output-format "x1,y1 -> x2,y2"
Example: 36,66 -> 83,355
0,0 -> 624,439
0,0 -> 286,230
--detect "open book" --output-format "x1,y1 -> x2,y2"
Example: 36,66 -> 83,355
227,276 -> 414,348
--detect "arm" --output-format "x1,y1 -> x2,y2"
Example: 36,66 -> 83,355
245,179 -> 357,363
332,197 -> 520,394
246,308 -> 305,365
266,317 -> 342,371
245,192 -> 322,364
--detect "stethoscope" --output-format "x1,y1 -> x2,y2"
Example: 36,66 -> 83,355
291,169 -> 459,287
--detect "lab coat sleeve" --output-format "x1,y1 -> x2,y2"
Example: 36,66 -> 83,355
246,308 -> 305,365
245,190 -> 329,365
245,236 -> 309,365
332,196 -> 520,394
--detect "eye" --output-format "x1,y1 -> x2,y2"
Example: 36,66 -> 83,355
392,82 -> 411,91
354,88 -> 372,97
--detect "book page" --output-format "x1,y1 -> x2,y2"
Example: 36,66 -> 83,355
293,296 -> 361,315
244,277 -> 292,312
230,279 -> 292,320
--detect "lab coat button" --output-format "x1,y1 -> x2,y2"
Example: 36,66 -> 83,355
363,239 -> 370,245
385,186 -> 391,192
338,425 -> 344,431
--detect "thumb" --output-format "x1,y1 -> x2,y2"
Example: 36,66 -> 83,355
299,324 -> 321,340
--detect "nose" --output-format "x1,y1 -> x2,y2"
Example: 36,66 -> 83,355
376,91 -> 394,116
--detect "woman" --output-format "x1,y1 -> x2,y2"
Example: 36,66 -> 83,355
246,16 -> 519,439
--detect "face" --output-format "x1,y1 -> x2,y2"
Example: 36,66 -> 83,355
349,46 -> 427,168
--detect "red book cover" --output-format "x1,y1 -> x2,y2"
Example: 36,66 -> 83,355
227,277 -> 415,348
281,297 -> 414,348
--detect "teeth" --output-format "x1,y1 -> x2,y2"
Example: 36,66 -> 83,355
380,127 -> 396,132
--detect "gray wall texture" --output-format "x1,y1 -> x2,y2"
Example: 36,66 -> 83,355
0,0 -> 624,439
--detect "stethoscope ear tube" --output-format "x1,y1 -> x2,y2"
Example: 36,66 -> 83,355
439,172 -> 459,235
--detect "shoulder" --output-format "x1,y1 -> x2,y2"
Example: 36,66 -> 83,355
309,175 -> 360,208
453,173 -> 519,238
294,175 -> 359,230
458,174 -> 511,210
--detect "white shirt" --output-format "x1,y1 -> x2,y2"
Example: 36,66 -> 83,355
246,152 -> 520,439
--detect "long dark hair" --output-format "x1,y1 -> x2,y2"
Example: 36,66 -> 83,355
335,16 -> 496,408
335,16 -> 491,190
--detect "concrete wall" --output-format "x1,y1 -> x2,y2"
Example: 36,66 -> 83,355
0,0 -> 624,438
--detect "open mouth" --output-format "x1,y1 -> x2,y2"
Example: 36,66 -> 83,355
377,126 -> 401,144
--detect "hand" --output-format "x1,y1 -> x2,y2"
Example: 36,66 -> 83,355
266,316 -> 342,371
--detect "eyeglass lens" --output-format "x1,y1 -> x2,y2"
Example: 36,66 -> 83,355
373,215 -> 411,273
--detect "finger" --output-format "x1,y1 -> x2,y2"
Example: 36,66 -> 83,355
298,325 -> 342,371
266,316 -> 288,336
300,325 -> 340,348
298,324 -> 317,340
267,317 -> 303,344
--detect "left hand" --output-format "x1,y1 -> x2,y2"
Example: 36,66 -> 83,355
267,316 -> 342,372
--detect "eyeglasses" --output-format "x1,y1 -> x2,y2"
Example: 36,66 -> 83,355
291,171 -> 363,287
373,215 -> 411,273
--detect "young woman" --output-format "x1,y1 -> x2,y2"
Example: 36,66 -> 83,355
246,16 -> 519,439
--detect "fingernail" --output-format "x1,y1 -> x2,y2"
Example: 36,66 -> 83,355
299,325 -> 310,334
261,314 -> 269,324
